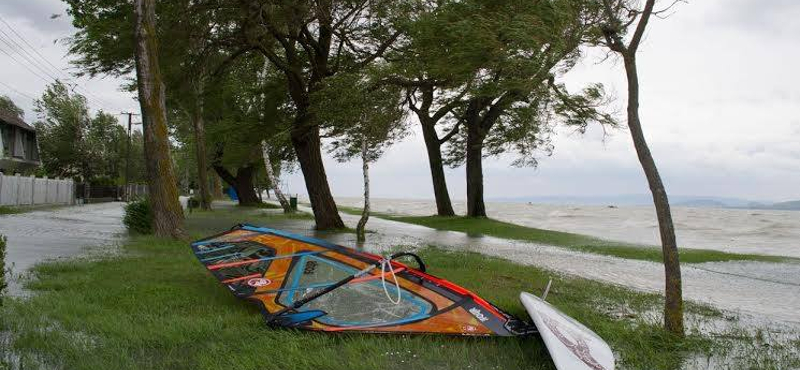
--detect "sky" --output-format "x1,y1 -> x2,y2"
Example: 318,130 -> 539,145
0,0 -> 797,203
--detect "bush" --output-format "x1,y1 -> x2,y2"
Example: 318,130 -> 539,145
123,198 -> 153,234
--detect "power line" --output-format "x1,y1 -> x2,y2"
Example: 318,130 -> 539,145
0,80 -> 37,101
0,14 -> 68,80
0,16 -> 125,112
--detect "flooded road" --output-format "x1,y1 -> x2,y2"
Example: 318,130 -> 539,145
0,203 -> 125,295
264,203 -> 800,325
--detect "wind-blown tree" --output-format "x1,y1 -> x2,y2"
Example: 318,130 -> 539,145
0,96 -> 24,119
65,0 -> 217,210
311,71 -> 407,239
227,0 -> 407,229
203,54 -> 293,207
396,0 -> 613,217
133,0 -> 185,238
598,0 -> 684,335
34,82 -> 139,183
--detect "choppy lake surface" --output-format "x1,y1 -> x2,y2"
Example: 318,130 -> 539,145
333,197 -> 800,258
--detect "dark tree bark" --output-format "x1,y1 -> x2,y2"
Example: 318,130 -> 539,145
420,119 -> 456,216
461,95 -> 515,218
465,107 -> 487,218
133,0 -> 185,239
191,77 -> 211,211
213,164 -> 260,206
402,83 -> 458,216
211,172 -> 224,199
291,119 -> 344,229
601,0 -> 683,335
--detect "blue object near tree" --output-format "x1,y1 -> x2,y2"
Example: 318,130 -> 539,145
226,187 -> 238,201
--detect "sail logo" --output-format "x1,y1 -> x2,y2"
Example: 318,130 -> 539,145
469,307 -> 489,322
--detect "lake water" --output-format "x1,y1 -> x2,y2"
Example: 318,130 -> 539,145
333,197 -> 800,258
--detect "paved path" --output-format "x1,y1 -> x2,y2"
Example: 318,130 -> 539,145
0,202 -> 125,295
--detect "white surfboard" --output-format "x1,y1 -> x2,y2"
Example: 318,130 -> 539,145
520,292 -> 615,370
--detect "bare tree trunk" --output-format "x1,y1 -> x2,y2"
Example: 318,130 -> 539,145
465,117 -> 487,218
420,121 -> 456,216
261,140 -> 292,213
622,54 -> 683,335
212,172 -> 223,199
192,77 -> 211,211
133,0 -> 184,239
291,118 -> 344,229
356,139 -> 370,242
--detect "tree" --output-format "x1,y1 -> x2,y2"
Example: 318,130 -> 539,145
312,71 -> 407,239
133,0 -> 185,239
0,96 -> 24,119
34,82 -> 136,183
598,0 -> 683,335
261,140 -> 292,212
397,0 -> 613,217
229,0 -> 406,229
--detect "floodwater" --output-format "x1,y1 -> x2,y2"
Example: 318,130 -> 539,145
333,197 -> 800,258
275,201 -> 800,325
0,202 -> 126,296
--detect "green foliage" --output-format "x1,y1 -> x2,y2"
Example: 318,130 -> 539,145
33,81 -> 143,183
0,95 -> 24,119
311,71 -> 408,162
123,198 -> 153,235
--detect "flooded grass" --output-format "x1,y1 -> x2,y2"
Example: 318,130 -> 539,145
343,210 -> 793,264
1,208 -> 798,369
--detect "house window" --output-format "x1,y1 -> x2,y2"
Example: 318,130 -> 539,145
0,124 -> 10,158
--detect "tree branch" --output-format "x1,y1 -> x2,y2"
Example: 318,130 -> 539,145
629,0 -> 656,52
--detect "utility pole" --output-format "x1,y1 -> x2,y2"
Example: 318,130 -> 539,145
121,112 -> 140,201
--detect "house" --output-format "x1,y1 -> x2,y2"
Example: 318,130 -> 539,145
0,109 -> 40,172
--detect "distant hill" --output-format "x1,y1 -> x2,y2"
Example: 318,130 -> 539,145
767,200 -> 800,210
489,194 -> 800,211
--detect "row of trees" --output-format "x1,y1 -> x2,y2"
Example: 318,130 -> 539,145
64,0 -> 683,334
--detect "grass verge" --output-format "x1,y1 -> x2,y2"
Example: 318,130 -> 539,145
336,206 -> 790,264
0,206 -> 23,215
0,208 -> 738,370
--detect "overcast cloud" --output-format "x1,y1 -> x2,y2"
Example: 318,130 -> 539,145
0,0 -> 797,202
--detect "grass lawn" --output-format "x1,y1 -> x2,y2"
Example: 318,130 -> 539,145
0,206 -> 23,215
1,208 -> 796,370
336,206 -> 791,264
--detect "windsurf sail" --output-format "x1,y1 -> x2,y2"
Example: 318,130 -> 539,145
191,224 -> 533,336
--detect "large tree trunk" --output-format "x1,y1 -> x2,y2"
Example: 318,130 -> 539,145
465,117 -> 487,218
356,139 -> 370,242
133,0 -> 184,239
211,172 -> 224,199
291,118 -> 344,229
192,78 -> 211,211
213,165 -> 260,206
623,54 -> 683,335
261,140 -> 292,213
420,120 -> 456,216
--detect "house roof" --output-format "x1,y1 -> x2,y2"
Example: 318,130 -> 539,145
0,109 -> 35,131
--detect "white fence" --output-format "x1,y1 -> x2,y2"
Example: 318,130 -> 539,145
0,173 -> 74,207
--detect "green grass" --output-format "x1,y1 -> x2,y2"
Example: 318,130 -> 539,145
1,208 -> 742,370
0,205 -> 23,215
337,206 -> 791,264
